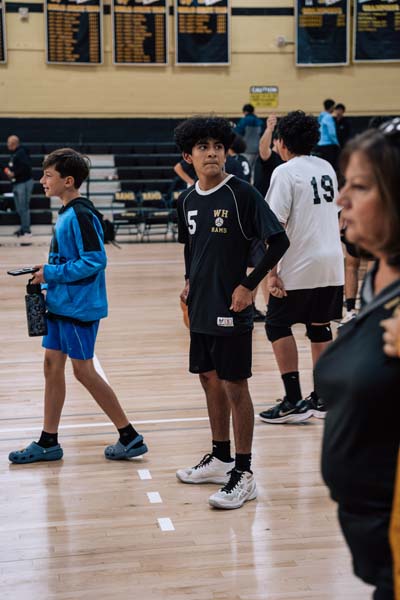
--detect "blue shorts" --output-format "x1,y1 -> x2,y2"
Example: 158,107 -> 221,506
42,318 -> 99,360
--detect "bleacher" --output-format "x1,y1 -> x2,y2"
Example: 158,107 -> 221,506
0,142 -> 184,241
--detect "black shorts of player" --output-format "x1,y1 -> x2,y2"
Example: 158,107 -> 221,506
189,331 -> 252,381
266,286 -> 343,326
247,239 -> 265,268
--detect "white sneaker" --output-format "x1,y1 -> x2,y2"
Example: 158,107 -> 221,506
208,469 -> 257,510
176,453 -> 234,485
339,310 -> 357,326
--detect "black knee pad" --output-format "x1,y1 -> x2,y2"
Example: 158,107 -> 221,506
265,322 -> 293,342
306,323 -> 332,343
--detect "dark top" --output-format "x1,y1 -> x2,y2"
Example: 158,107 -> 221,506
253,151 -> 283,198
179,156 -> 250,183
334,116 -> 352,148
8,146 -> 32,184
229,154 -> 251,182
177,175 -> 283,336
179,159 -> 197,182
316,269 -> 400,511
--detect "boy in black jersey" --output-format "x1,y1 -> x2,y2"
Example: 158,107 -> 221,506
174,117 -> 289,509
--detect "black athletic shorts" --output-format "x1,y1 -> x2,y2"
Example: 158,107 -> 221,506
189,331 -> 252,381
266,286 -> 343,326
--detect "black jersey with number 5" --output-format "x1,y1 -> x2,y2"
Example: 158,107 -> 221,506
177,174 -> 283,336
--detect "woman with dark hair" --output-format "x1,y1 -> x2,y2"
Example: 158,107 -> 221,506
315,118 -> 400,600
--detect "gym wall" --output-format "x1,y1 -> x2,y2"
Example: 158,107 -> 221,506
2,0 -> 399,119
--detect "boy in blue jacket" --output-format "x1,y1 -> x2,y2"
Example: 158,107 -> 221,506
9,149 -> 148,464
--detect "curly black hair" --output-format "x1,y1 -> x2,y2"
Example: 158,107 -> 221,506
276,111 -> 320,155
174,116 -> 235,154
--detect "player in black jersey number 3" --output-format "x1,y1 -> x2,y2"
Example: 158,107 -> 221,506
175,117 -> 290,509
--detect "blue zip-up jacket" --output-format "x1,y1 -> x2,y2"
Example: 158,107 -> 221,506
318,111 -> 339,146
43,197 -> 108,322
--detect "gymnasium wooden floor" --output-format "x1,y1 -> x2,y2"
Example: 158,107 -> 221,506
0,239 -> 372,599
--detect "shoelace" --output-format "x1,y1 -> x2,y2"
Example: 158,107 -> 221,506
193,453 -> 214,470
220,469 -> 244,493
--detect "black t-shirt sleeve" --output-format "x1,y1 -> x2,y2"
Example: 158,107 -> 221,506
177,194 -> 189,245
180,159 -> 196,180
239,183 -> 284,242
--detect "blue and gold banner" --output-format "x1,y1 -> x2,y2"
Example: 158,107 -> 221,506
0,0 -> 6,64
296,0 -> 349,66
175,0 -> 230,66
354,0 -> 400,62
45,0 -> 103,64
112,0 -> 168,65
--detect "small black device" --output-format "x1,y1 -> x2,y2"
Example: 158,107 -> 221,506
7,267 -> 39,276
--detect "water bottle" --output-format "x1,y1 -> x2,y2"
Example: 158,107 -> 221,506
25,279 -> 47,337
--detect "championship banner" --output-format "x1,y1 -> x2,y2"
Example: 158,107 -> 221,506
45,0 -> 103,65
296,0 -> 349,66
175,0 -> 230,66
0,0 -> 6,64
112,0 -> 168,65
354,0 -> 400,62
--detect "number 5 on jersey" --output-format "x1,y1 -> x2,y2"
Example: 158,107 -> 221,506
188,210 -> 198,234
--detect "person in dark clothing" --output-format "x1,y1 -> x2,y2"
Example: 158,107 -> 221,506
174,116 -> 289,509
253,115 -> 283,198
227,134 -> 251,183
5,135 -> 34,237
334,103 -> 352,148
315,118 -> 400,600
8,148 -> 147,465
315,98 -> 340,171
234,104 -> 265,172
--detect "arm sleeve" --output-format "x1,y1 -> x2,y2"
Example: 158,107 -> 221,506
177,195 -> 191,278
177,195 -> 189,245
241,231 -> 290,291
184,243 -> 191,281
44,212 -> 107,284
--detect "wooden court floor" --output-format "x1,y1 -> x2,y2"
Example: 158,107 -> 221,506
0,239 -> 372,600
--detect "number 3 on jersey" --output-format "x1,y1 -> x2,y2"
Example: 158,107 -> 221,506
310,175 -> 334,204
188,210 -> 198,234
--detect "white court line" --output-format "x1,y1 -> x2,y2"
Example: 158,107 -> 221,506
138,469 -> 152,480
0,416 -> 209,435
147,492 -> 162,504
93,354 -> 109,384
157,518 -> 175,532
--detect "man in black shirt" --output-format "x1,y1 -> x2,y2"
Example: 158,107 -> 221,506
5,135 -> 34,237
174,116 -> 289,510
334,103 -> 352,148
253,115 -> 283,198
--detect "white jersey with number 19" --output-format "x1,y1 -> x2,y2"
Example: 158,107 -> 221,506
266,155 -> 344,290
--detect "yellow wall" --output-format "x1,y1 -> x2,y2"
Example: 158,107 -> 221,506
1,0 -> 399,118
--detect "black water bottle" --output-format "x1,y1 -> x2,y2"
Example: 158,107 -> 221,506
25,279 -> 47,337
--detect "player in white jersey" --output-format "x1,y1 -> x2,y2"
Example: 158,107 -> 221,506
259,111 -> 344,424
